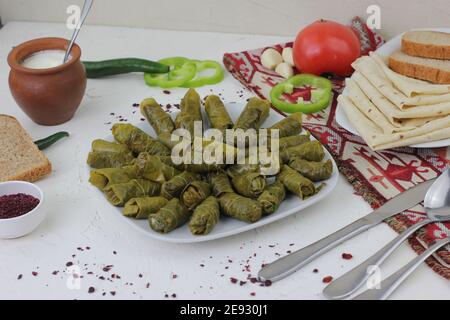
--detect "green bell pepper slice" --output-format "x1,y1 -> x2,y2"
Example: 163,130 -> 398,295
270,74 -> 332,114
180,60 -> 224,88
144,57 -> 196,88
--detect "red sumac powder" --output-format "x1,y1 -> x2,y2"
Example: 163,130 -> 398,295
0,193 -> 40,219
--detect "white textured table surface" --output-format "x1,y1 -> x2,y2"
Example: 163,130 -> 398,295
0,22 -> 448,300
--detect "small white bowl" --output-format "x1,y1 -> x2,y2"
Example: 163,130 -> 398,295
0,181 -> 45,239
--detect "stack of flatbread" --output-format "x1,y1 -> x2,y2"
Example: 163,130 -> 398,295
338,52 -> 450,150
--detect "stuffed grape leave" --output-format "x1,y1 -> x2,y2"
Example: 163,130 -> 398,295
219,193 -> 262,223
280,141 -> 325,163
149,198 -> 191,233
268,112 -> 302,138
279,165 -> 317,199
257,180 -> 286,215
161,171 -> 201,199
104,179 -> 161,206
232,172 -> 266,198
140,98 -> 175,136
112,123 -> 170,156
181,180 -> 212,210
234,97 -> 270,131
204,95 -> 233,134
89,166 -> 138,189
134,152 -> 180,183
289,158 -> 333,182
123,196 -> 168,219
87,139 -> 135,169
175,89 -> 202,137
209,171 -> 234,196
274,134 -> 310,151
189,196 -> 220,235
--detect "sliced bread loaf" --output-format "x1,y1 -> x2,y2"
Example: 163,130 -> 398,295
0,115 -> 52,182
402,31 -> 450,60
389,51 -> 450,84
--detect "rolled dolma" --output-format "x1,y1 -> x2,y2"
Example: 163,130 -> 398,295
157,132 -> 181,150
268,113 -> 302,138
123,196 -> 168,219
189,196 -> 220,235
232,172 -> 266,198
219,193 -> 262,223
140,98 -> 175,136
278,165 -> 317,199
104,179 -> 161,206
181,180 -> 212,210
161,171 -> 201,199
274,134 -> 310,151
134,152 -> 180,183
157,155 -> 187,171
204,95 -> 233,134
112,123 -> 170,156
149,198 -> 191,233
280,140 -> 325,163
209,171 -> 234,196
91,139 -> 131,154
227,158 -> 260,179
257,181 -> 286,215
234,97 -> 271,131
89,166 -> 138,189
175,89 -> 203,137
87,151 -> 135,169
289,158 -> 333,182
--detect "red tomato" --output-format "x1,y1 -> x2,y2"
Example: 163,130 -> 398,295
293,20 -> 361,77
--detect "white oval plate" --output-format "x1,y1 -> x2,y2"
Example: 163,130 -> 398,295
91,103 -> 338,243
336,27 -> 450,149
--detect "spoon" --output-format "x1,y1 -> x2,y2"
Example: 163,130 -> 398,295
63,0 -> 94,63
353,236 -> 449,300
323,168 -> 450,300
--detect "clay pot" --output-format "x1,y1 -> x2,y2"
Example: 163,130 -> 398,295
8,37 -> 87,126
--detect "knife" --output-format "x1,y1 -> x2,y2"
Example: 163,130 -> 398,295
258,178 -> 435,283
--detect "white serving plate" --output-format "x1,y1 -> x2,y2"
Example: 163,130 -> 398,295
92,103 -> 338,243
336,27 -> 450,149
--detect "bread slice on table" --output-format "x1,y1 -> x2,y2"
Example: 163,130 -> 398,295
402,31 -> 450,60
0,115 -> 52,182
389,51 -> 450,84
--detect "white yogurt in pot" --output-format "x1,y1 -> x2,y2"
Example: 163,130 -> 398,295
21,50 -> 70,69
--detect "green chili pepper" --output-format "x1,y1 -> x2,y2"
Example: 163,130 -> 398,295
83,58 -> 169,78
181,60 -> 224,88
270,74 -> 332,114
34,132 -> 69,150
144,57 -> 196,88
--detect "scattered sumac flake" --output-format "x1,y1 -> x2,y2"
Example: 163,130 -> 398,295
200,264 -> 205,267
138,274 -> 143,278
250,292 -> 256,296
32,271 -> 38,277
261,263 -> 267,268
52,271 -> 59,275
66,262 -> 73,267
289,243 -> 295,246
146,283 -> 150,288
110,291 -> 116,296
163,90 -> 171,95
140,118 -> 146,121
164,294 -> 169,298
17,274 -> 23,280
103,265 -> 113,272
228,259 -> 233,263
132,103 -> 139,107
113,251 -> 117,255
88,287 -> 95,294
99,276 -> 105,280
249,277 -> 258,284
322,276 -> 333,283
171,293 -> 177,298
342,253 -> 353,260
313,269 -> 319,273
172,274 -> 178,279
264,280 -> 272,287
268,244 -> 275,248
85,247 -> 91,250
230,277 -> 238,284
239,281 -> 247,286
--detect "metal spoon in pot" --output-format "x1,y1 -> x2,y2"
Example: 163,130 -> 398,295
63,0 -> 94,63
323,168 -> 450,300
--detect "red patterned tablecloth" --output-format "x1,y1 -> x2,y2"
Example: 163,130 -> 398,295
223,17 -> 450,279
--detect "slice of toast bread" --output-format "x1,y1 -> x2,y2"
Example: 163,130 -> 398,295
0,115 -> 52,182
402,31 -> 450,60
389,50 -> 450,84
